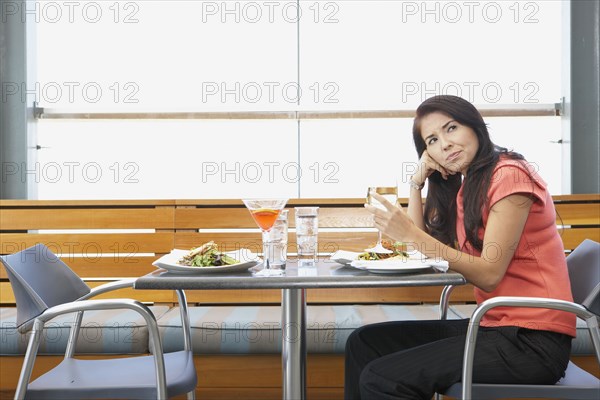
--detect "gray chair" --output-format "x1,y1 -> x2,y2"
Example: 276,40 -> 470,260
1,243 -> 197,399
442,239 -> 600,399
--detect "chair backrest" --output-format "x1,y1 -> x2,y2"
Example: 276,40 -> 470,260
567,239 -> 600,314
0,243 -> 91,327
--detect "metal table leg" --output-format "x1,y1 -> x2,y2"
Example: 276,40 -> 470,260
439,285 -> 456,320
281,288 -> 306,400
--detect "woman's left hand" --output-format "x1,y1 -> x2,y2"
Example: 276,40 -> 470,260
365,191 -> 417,243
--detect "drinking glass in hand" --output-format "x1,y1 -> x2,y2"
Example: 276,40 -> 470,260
366,186 -> 398,254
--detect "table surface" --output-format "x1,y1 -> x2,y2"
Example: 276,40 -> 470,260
134,260 -> 466,400
134,261 -> 466,290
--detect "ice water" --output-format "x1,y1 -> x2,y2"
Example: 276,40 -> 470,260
296,214 -> 318,262
266,210 -> 288,269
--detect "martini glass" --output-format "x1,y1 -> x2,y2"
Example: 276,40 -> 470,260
242,198 -> 288,276
365,186 -> 398,254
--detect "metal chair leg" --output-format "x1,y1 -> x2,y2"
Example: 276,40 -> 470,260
15,319 -> 44,400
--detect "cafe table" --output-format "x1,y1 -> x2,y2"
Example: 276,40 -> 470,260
134,260 -> 466,400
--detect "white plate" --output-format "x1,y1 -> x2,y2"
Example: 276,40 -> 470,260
350,260 -> 441,274
330,250 -> 449,274
330,250 -> 362,265
153,249 -> 260,274
330,250 -> 430,265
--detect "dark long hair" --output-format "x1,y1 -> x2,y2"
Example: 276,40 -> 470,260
412,95 -> 525,251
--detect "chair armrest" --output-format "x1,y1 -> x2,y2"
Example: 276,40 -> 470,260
461,296 -> 600,400
81,281 -> 193,351
58,279 -> 143,358
24,298 -> 168,398
77,278 -> 137,300
36,298 -> 154,325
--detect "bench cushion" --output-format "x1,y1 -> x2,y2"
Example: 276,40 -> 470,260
157,304 -> 463,354
0,306 -> 170,355
450,304 -> 595,356
3,303 -> 592,356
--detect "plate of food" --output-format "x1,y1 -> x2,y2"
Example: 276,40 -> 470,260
153,241 -> 260,274
330,240 -> 448,274
330,240 -> 414,265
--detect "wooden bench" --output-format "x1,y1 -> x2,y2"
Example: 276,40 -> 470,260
1,195 -> 599,399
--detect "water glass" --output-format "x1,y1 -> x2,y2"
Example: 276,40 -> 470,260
294,207 -> 319,265
265,209 -> 288,269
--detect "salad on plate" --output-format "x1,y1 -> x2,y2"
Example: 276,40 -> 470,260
179,241 -> 238,267
357,240 -> 408,261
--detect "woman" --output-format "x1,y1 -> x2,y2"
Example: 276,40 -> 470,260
344,95 -> 575,399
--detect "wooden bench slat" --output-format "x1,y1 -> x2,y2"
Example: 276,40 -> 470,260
559,228 -> 600,251
175,198 -> 411,206
174,232 -> 379,254
0,281 -> 175,304
0,256 -> 160,280
176,208 -> 261,229
0,199 -> 176,207
308,285 -> 475,304
175,207 -> 373,229
555,203 -> 600,225
552,194 -> 600,203
184,289 -> 281,304
0,208 -> 174,230
0,233 -> 174,254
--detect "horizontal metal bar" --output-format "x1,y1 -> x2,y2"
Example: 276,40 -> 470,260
36,104 -> 561,120
38,110 -> 296,120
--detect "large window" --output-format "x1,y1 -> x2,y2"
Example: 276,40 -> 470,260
30,0 -> 565,199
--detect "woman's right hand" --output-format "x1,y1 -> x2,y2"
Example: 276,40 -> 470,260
412,150 -> 455,184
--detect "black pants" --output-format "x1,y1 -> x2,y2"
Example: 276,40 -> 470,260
344,319 -> 572,400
